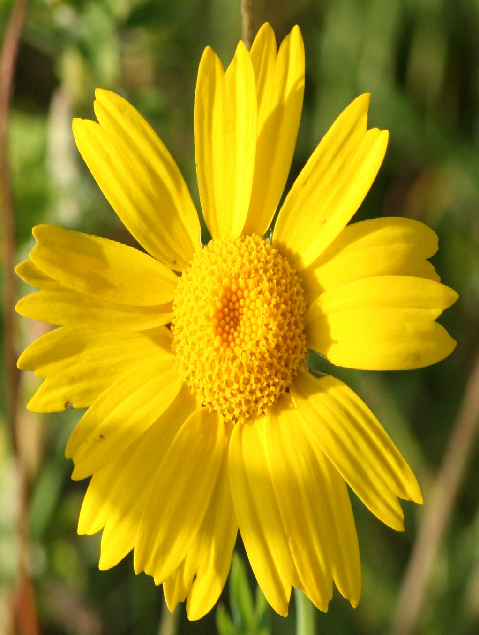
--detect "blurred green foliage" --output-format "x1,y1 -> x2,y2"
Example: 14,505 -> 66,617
2,0 -> 479,633
216,553 -> 270,635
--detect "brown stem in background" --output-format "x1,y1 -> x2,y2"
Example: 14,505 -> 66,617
0,1 -> 39,634
0,0 -> 28,441
241,0 -> 255,49
390,353 -> 479,635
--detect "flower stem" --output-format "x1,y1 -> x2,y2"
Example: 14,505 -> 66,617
157,597 -> 180,635
295,588 -> 316,635
0,3 -> 39,635
241,0 -> 254,49
0,0 -> 28,447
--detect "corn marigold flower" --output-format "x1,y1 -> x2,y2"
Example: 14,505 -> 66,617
16,23 -> 457,620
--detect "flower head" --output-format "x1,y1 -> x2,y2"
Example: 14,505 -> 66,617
16,24 -> 457,620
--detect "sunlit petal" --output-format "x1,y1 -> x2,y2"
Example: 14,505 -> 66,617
67,360 -> 183,479
229,416 -> 293,616
292,369 -> 423,530
273,94 -> 388,269
195,42 -> 256,240
243,24 -> 305,236
73,90 -> 200,271
134,409 -> 225,582
306,275 -> 458,369
30,225 -> 177,306
16,290 -> 172,331
301,217 -> 440,303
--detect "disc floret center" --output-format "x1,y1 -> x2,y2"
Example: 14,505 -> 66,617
172,235 -> 307,422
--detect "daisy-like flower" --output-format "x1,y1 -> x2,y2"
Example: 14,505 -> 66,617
16,24 -> 457,620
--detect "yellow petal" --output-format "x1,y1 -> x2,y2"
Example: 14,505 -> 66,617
195,42 -> 256,240
97,384 -> 199,569
30,225 -> 177,306
186,422 -> 238,621
19,326 -> 172,376
273,94 -> 389,269
263,397 -> 333,611
18,327 -> 172,412
243,24 -> 305,236
134,409 -> 225,583
73,90 -> 200,271
16,259 -> 61,291
66,359 -> 183,479
306,275 -> 458,369
163,424 -> 237,617
265,395 -> 361,606
229,416 -> 293,616
77,461 -> 114,535
16,290 -> 172,331
312,444 -> 361,607
249,23 -> 277,114
163,556 -> 197,612
301,217 -> 440,302
291,369 -> 423,530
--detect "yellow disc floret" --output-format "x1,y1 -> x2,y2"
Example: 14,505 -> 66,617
172,235 -> 307,422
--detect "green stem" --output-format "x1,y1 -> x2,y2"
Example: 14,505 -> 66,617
157,598 -> 180,635
294,588 -> 316,635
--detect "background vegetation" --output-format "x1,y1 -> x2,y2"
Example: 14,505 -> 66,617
1,0 -> 479,633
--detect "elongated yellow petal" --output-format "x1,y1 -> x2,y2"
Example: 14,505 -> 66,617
229,417 -> 293,616
16,290 -> 172,331
77,460 -> 114,535
163,556 -> 197,612
30,225 -> 177,306
19,327 -> 172,376
66,360 -> 183,479
16,259 -> 61,291
195,42 -> 256,240
134,409 -> 224,582
291,369 -> 423,530
18,327 -> 172,412
73,91 -> 200,272
301,217 -> 440,303
263,398 -> 333,611
249,23 -> 277,114
163,424 -> 237,618
306,276 -> 458,369
243,24 -> 305,236
265,395 -> 361,606
97,384 -> 199,569
312,441 -> 362,606
273,94 -> 388,269
78,383 -> 197,539
186,422 -> 237,621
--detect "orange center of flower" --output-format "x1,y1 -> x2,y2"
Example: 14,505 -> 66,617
172,235 -> 307,422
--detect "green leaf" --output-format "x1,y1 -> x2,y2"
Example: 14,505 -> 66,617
229,552 -> 256,630
216,605 -> 237,635
254,585 -> 270,632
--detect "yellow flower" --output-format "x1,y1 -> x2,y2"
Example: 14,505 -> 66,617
16,24 -> 457,620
